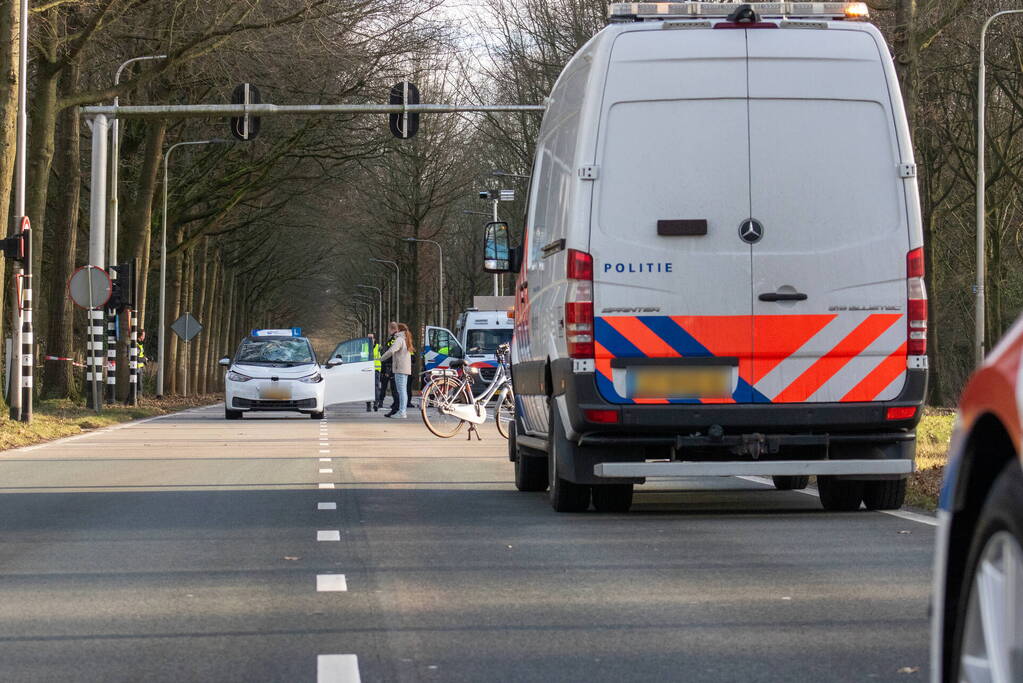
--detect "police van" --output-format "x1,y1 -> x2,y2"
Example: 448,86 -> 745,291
220,329 -> 376,419
423,297 -> 515,386
484,1 -> 928,513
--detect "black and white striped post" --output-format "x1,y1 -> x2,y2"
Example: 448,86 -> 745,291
86,113 -> 109,411
105,298 -> 117,402
128,307 -> 139,405
87,308 -> 105,410
19,218 -> 32,421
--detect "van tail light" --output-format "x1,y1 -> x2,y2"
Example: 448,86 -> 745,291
886,406 -> 917,421
907,247 -> 927,356
566,249 -> 594,359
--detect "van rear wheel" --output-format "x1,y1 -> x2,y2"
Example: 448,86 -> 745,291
817,476 -> 863,511
862,479 -> 906,510
225,408 -> 243,420
592,484 -> 633,513
772,475 -> 810,491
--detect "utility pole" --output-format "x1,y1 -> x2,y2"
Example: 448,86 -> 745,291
10,0 -> 29,421
975,9 -> 1023,367
86,115 -> 109,410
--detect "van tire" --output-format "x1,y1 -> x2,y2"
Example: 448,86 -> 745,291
225,408 -> 243,420
512,421 -> 549,492
862,479 -> 906,510
817,476 -> 864,511
310,411 -> 324,420
772,475 -> 810,491
547,403 -> 591,512
592,484 -> 633,513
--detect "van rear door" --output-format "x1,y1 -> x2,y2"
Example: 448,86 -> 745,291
746,29 -> 910,404
592,29 -> 756,405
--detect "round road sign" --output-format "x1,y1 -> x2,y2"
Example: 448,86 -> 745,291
67,265 -> 112,310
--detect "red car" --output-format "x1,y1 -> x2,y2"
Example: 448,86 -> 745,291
931,316 -> 1023,682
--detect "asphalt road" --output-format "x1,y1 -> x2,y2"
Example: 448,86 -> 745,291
0,402 -> 935,682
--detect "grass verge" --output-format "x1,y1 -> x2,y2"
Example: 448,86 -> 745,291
0,395 -> 219,452
906,408 -> 955,511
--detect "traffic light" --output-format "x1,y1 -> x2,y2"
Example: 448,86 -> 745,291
389,81 -> 420,139
108,260 -> 137,311
1,231 -> 25,262
230,83 -> 262,141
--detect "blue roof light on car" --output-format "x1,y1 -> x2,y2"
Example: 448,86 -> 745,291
251,328 -> 302,337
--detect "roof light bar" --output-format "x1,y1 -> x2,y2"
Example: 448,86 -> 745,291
252,328 -> 302,337
608,2 -> 869,20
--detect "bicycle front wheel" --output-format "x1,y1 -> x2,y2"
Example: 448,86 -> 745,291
495,388 -> 515,439
420,377 -> 472,438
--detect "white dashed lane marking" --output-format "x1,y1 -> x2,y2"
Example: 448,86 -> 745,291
317,530 -> 341,541
319,450 -> 331,454
317,654 -> 360,683
316,574 -> 348,592
319,458 -> 332,462
318,502 -> 337,510
319,468 -> 333,474
319,483 -> 335,489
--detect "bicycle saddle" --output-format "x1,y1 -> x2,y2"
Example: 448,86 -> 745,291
448,359 -> 466,368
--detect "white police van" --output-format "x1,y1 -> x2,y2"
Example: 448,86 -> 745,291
220,329 -> 375,419
485,1 -> 928,513
423,297 -> 515,387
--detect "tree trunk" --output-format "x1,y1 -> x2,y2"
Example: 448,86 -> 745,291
191,240 -> 208,394
0,0 -> 20,411
124,121 -> 166,333
165,235 -> 183,394
176,247 -> 194,395
40,58 -> 82,400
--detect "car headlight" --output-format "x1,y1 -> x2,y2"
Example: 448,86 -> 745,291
226,370 -> 252,382
299,372 -> 324,384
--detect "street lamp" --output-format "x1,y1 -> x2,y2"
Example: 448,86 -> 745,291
370,258 -> 400,321
157,138 -> 232,397
975,9 -> 1023,366
352,300 -> 374,336
356,284 -> 383,339
405,238 -> 444,325
110,55 -> 166,268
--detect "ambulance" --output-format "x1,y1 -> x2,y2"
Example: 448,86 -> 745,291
484,1 -> 928,513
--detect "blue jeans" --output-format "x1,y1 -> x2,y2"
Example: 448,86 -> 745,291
394,374 -> 409,416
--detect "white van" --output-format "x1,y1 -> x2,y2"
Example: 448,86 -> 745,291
484,1 -> 928,513
424,297 -> 515,386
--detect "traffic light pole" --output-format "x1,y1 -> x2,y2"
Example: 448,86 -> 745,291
86,114 -> 108,411
10,0 -> 29,421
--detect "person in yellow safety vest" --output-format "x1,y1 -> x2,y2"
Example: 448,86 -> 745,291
362,334 -> 380,412
370,334 -> 381,411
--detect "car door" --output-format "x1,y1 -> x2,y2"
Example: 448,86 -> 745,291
322,336 -> 375,405
422,326 -> 464,372
747,29 -> 910,404
591,28 -> 754,404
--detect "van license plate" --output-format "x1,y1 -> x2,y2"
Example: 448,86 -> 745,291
628,366 -> 732,399
260,385 -> 292,400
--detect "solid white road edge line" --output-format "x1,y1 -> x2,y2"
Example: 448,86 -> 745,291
317,574 -> 348,592
317,530 -> 341,541
317,654 -> 360,683
735,475 -> 938,527
318,502 -> 337,510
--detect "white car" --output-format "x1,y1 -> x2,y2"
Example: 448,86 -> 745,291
220,329 -> 376,419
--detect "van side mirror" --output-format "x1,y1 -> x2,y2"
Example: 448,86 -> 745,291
483,221 -> 512,273
218,357 -> 231,367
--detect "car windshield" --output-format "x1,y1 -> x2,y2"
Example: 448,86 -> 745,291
235,338 -> 315,365
465,329 -> 512,354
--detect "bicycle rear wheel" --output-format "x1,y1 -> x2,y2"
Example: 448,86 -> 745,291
420,377 -> 472,438
495,388 -> 515,439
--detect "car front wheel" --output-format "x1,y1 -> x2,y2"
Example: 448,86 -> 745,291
952,461 -> 1023,683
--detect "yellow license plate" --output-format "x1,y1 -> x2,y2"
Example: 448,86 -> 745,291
628,366 -> 732,399
260,385 -> 292,400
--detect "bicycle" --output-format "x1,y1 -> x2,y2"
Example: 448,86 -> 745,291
420,343 -> 514,440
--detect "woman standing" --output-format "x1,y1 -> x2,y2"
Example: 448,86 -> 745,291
378,322 -> 415,418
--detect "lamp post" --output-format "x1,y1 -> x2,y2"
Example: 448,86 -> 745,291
404,238 -> 444,326
110,55 -> 166,268
352,300 -> 374,336
356,284 -> 383,339
370,258 -> 400,321
975,9 -> 1023,366
10,0 -> 28,420
158,139 -> 232,397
